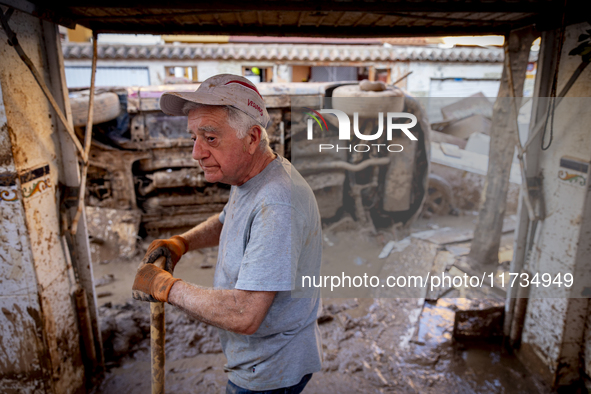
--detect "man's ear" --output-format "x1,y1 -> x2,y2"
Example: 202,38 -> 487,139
246,125 -> 261,154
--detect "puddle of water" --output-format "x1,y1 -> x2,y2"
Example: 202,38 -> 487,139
405,297 -> 548,393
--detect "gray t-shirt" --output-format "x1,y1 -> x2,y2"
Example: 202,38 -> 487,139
215,155 -> 323,391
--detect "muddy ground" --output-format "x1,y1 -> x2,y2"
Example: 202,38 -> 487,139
90,213 -> 551,394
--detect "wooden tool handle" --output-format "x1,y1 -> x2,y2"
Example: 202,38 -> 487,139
151,256 -> 166,394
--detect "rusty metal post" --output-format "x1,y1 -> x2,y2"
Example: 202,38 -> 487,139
151,256 -> 167,394
73,286 -> 98,375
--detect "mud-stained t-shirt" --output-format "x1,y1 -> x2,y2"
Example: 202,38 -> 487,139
214,155 -> 323,391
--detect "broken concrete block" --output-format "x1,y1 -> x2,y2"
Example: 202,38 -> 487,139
379,237 -> 411,259
453,306 -> 504,341
430,129 -> 467,149
94,274 -> 115,288
440,142 -> 462,158
441,114 -> 492,139
465,132 -> 491,156
440,92 -> 493,121
86,207 -> 141,263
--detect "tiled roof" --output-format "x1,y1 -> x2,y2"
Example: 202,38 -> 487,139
63,43 -> 511,63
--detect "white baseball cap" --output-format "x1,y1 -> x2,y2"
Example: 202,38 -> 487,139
160,74 -> 270,128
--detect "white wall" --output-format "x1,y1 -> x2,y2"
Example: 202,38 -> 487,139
518,22 -> 591,386
197,61 -> 244,82
65,59 -> 166,86
405,62 -> 503,97
65,66 -> 151,87
65,58 -> 508,90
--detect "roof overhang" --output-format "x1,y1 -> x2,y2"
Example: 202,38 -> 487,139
1,0 -> 587,37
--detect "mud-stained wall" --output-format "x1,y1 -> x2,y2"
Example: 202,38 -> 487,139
519,22 -> 591,386
580,188 -> 591,377
0,11 -> 84,393
0,75 -> 51,394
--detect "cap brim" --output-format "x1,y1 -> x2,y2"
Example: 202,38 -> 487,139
159,91 -> 229,116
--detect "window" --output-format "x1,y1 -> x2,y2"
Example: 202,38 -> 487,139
310,66 -> 357,82
242,66 -> 273,83
164,66 -> 198,83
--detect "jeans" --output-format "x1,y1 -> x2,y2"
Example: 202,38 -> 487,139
225,374 -> 313,394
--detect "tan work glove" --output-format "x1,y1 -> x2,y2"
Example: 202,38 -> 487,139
132,264 -> 182,303
142,235 -> 189,273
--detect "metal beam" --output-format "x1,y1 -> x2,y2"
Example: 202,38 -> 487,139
40,19 -> 105,378
0,0 -> 76,27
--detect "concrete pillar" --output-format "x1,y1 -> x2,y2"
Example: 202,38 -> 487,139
0,78 -> 56,394
0,10 -> 97,393
516,21 -> 591,389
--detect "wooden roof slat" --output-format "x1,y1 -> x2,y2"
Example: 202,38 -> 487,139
314,13 -> 328,27
334,12 -> 348,27
235,12 -> 243,27
297,11 -> 306,27
213,14 -> 224,26
352,13 -> 369,27
20,0 -> 586,37
63,1 -> 566,14
370,14 -> 388,27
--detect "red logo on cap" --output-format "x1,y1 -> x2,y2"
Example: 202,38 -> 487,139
248,99 -> 263,116
224,80 -> 264,100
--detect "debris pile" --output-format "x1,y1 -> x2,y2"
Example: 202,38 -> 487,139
99,301 -> 222,365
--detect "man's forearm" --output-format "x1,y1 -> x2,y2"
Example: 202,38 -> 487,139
181,213 -> 223,251
168,281 -> 275,335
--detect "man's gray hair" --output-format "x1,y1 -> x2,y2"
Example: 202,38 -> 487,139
183,102 -> 269,151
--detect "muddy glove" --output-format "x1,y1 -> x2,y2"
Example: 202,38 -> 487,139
143,235 -> 189,273
132,263 -> 182,303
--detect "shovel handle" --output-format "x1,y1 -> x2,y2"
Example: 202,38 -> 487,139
151,256 -> 166,394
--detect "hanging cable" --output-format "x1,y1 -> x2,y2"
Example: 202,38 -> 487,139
541,0 -> 568,151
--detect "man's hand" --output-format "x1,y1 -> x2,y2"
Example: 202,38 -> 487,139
132,264 -> 182,303
143,235 -> 189,273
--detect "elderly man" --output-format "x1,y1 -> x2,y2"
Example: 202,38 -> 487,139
132,74 -> 323,393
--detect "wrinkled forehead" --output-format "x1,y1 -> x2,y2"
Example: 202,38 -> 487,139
187,104 -> 227,121
187,106 -> 230,132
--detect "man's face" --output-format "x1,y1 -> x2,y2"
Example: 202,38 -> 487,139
187,106 -> 253,186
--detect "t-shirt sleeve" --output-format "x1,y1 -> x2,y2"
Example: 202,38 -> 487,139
235,203 -> 307,292
219,202 -> 228,224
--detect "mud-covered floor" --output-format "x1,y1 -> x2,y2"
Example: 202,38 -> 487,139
90,214 -> 550,394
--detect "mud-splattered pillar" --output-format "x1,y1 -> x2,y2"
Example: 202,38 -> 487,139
512,21 -> 591,390
0,10 -> 99,393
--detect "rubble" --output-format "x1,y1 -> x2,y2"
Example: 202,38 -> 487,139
97,291 -> 113,298
453,306 -> 505,341
92,216 -> 548,393
378,237 -> 411,259
410,215 -> 516,245
94,274 -> 115,288
441,115 -> 492,139
440,92 -> 493,122
98,301 -> 222,364
86,207 -> 142,262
